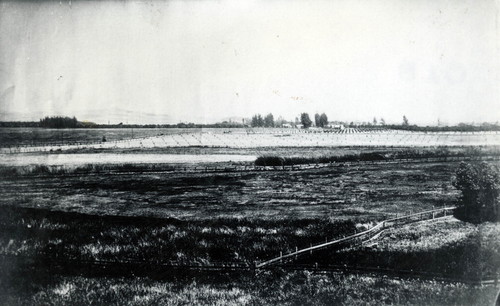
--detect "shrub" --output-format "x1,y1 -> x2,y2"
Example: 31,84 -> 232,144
255,153 -> 386,166
452,162 -> 500,223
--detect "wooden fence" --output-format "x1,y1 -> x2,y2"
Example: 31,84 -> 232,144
5,155 -> 500,178
255,207 -> 456,269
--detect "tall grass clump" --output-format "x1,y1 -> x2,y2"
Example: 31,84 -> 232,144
16,272 -> 500,306
255,152 -> 386,166
0,163 -> 181,177
255,147 -> 500,166
0,206 -> 357,266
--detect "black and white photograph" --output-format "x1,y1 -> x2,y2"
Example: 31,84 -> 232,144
0,0 -> 500,305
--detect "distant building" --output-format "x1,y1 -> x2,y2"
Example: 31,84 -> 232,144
327,124 -> 345,130
282,123 -> 292,128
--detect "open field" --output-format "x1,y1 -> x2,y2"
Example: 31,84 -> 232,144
1,162 -> 499,305
0,153 -> 256,167
1,128 -> 500,304
0,204 -> 498,306
2,204 -> 497,280
0,205 -> 356,266
0,161 -> 464,220
0,127 -> 197,148
294,218 -> 500,280
2,270 -> 498,306
2,128 -> 500,153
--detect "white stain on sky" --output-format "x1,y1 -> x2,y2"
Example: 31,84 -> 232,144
0,0 -> 499,124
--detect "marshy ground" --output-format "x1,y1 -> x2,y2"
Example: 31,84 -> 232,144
1,128 -> 499,305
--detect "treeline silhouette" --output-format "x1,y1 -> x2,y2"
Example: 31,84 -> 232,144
0,120 -> 245,129
385,123 -> 500,132
0,116 -> 499,132
39,116 -> 78,128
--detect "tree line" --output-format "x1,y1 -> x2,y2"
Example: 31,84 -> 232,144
251,113 -> 275,127
250,112 -> 329,128
39,116 -> 79,128
1,113 -> 499,131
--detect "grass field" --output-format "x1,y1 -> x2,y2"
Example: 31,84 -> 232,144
0,205 -> 356,266
2,128 -> 500,153
295,218 -> 500,280
2,271 -> 498,306
0,127 -> 196,147
1,127 -> 500,304
0,161 -> 461,220
0,160 -> 462,277
2,159 -> 499,304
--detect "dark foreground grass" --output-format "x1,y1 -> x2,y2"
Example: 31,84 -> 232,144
0,206 -> 355,266
1,270 -> 498,306
0,206 -> 497,282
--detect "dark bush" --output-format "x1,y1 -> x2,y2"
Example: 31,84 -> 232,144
452,162 -> 500,223
255,153 -> 386,166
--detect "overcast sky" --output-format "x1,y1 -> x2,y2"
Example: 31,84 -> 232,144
0,0 -> 499,124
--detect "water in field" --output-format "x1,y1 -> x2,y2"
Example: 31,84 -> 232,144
0,153 -> 256,166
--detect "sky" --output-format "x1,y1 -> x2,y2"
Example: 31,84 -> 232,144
0,0 -> 499,125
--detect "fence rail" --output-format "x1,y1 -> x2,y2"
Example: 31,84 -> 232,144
2,130 -> 500,153
256,207 -> 456,269
1,251 -> 498,286
276,263 -> 499,286
4,155 -> 500,179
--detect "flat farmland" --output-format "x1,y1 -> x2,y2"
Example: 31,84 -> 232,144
1,159 -> 499,305
0,159 -> 477,272
1,127 -> 500,305
0,160 -> 464,267
0,127 -> 196,148
0,162 -> 461,220
2,128 -> 500,153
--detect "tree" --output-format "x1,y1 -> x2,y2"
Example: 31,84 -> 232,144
453,162 -> 500,223
40,116 -> 78,128
300,113 -> 312,128
402,115 -> 409,126
319,113 -> 328,128
373,117 -> 378,125
251,115 -> 259,127
314,113 -> 321,127
257,114 -> 264,127
251,114 -> 264,127
380,118 -> 385,126
264,113 -> 274,127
